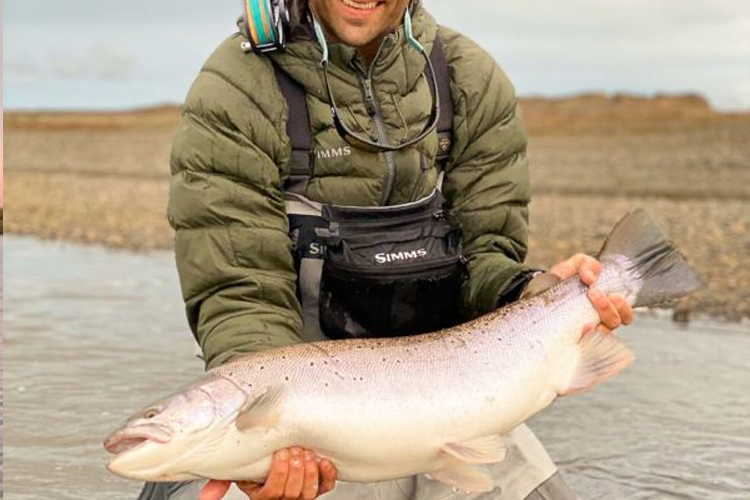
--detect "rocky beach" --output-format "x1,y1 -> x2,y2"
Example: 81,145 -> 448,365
4,95 -> 750,321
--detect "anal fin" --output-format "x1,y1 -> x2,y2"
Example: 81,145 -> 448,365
560,330 -> 635,396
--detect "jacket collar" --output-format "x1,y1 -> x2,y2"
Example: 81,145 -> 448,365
259,5 -> 437,104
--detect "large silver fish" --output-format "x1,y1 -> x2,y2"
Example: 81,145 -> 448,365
104,210 -> 702,492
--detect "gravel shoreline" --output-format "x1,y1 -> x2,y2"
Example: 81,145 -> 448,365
5,115 -> 750,323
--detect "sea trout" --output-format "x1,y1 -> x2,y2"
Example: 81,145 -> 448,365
104,210 -> 702,492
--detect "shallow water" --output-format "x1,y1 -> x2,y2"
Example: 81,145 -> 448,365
3,236 -> 749,500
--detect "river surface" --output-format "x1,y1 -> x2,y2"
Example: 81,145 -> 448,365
3,236 -> 750,500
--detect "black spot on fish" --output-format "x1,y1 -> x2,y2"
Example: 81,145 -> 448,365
285,376 -> 289,381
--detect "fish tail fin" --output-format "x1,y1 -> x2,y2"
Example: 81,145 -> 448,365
597,209 -> 704,308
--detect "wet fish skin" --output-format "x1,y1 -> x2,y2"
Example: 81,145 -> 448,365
104,209 -> 702,491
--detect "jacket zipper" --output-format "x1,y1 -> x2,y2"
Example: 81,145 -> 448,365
356,44 -> 397,206
338,209 -> 446,229
316,210 -> 455,243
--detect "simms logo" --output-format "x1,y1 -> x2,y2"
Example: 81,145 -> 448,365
315,146 -> 352,160
375,249 -> 428,264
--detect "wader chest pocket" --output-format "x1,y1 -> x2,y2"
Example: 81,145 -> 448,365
318,192 -> 465,339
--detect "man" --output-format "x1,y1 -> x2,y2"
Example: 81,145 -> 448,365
160,0 -> 633,499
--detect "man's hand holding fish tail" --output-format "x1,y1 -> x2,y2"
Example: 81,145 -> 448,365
532,253 -> 635,334
200,448 -> 337,500
553,253 -> 636,333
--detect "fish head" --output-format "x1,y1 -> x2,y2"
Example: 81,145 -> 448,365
104,374 -> 246,481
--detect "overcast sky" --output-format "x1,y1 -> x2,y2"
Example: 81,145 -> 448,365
3,0 -> 750,111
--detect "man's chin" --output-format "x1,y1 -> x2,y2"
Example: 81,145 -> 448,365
332,27 -> 382,49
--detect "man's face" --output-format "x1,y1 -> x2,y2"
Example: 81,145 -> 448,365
309,0 -> 411,50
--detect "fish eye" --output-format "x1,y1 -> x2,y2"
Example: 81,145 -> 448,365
142,408 -> 161,419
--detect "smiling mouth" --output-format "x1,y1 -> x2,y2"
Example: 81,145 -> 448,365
340,0 -> 383,11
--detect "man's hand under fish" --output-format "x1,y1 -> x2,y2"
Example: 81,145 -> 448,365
200,448 -> 337,500
200,253 -> 633,500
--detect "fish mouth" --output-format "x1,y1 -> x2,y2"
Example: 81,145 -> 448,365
104,424 -> 172,455
105,425 -> 202,482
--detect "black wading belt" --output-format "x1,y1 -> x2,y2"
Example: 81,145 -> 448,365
273,35 -> 454,194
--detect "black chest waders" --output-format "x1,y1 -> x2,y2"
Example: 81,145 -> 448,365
276,37 -> 463,341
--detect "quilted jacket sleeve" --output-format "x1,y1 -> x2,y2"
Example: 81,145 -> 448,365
168,35 -> 302,369
439,28 -> 533,319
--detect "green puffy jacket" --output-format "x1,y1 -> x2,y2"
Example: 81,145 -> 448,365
168,6 -> 532,369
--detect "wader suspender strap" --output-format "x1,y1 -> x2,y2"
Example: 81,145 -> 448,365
274,35 -> 454,195
430,36 -> 454,168
272,65 -> 313,194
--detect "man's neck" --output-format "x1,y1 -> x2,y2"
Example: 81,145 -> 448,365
357,37 -> 384,66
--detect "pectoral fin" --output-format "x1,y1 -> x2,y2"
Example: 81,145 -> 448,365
560,330 -> 635,396
235,385 -> 285,431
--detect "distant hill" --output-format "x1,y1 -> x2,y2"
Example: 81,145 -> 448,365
3,105 -> 182,131
520,93 -> 728,135
4,93 -> 742,135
